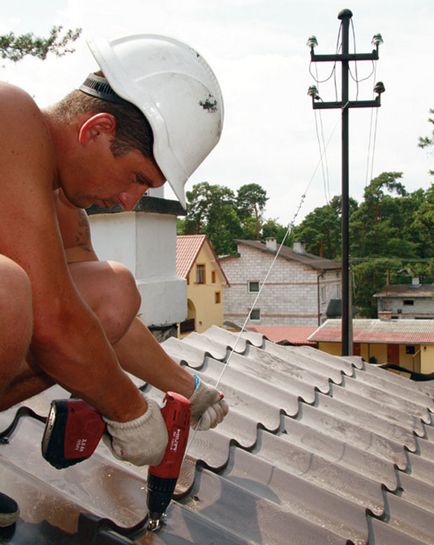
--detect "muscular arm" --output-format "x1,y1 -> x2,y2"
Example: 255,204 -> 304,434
0,84 -> 146,421
55,190 -> 195,399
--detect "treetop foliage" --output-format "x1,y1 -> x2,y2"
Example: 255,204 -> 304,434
0,26 -> 81,62
178,173 -> 433,317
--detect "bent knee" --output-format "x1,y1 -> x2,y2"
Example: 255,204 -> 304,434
102,261 -> 141,342
107,261 -> 141,314
0,256 -> 33,375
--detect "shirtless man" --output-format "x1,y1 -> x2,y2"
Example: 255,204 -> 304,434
0,34 -> 227,527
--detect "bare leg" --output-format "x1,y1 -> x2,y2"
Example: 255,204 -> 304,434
69,260 -> 195,398
0,256 -> 53,410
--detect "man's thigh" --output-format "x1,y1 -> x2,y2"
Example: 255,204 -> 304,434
68,260 -> 140,343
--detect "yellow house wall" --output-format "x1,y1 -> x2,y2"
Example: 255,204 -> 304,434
319,341 -> 426,373
186,244 -> 225,333
421,345 -> 434,373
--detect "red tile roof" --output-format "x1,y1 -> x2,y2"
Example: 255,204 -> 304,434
176,234 -> 207,278
248,325 -> 318,345
176,234 -> 229,285
308,319 -> 434,344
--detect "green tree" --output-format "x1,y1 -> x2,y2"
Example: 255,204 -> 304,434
352,257 -> 402,317
0,26 -> 81,62
418,108 -> 433,175
293,195 -> 358,259
236,183 -> 268,239
349,172 -> 411,257
261,218 -> 292,247
183,182 -> 242,255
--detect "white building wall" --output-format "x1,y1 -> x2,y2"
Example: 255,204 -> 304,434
89,210 -> 186,328
221,246 -> 341,327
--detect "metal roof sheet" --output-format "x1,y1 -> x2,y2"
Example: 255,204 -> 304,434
1,327 -> 434,544
309,318 -> 434,344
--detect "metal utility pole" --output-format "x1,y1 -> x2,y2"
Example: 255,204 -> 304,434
308,9 -> 384,356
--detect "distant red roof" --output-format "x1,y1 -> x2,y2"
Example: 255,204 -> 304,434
248,325 -> 318,346
309,319 -> 434,344
176,234 -> 229,285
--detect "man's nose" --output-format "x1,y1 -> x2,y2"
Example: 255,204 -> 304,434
118,186 -> 148,211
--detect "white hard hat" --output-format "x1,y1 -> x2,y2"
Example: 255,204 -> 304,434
86,34 -> 224,208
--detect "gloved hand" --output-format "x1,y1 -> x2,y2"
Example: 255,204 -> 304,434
189,374 -> 229,430
103,398 -> 168,466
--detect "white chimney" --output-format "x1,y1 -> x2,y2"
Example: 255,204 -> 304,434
411,276 -> 421,287
265,237 -> 277,251
293,241 -> 305,254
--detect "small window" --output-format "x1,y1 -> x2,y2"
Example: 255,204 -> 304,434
249,308 -> 260,321
406,345 -> 416,355
403,300 -> 414,306
320,286 -> 326,303
196,264 -> 206,284
215,291 -> 221,304
211,271 -> 216,283
248,281 -> 260,293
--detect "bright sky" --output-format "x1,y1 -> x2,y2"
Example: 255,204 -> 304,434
2,0 -> 433,225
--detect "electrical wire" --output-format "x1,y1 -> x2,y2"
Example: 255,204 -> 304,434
185,119 -> 340,454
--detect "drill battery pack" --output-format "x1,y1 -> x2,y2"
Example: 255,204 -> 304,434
41,399 -> 106,469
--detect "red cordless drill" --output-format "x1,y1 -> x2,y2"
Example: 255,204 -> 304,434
41,392 -> 191,531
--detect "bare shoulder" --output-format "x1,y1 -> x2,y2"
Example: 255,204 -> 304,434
0,82 -> 54,173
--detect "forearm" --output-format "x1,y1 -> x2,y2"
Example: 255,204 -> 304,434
114,317 -> 195,399
32,312 -> 147,422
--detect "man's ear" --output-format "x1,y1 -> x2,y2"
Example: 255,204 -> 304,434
78,113 -> 117,144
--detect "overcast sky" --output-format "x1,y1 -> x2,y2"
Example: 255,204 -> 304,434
2,0 -> 433,225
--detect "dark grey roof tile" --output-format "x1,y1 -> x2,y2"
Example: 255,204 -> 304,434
342,376 -> 432,426
196,359 -> 299,420
407,451 -> 434,486
298,399 -> 408,468
162,336 -> 207,368
297,344 -> 360,372
353,368 -> 434,415
202,326 -> 250,353
240,345 -> 331,394
224,447 -> 369,545
317,391 -> 418,453
226,352 -> 320,403
331,384 -> 426,437
256,428 -> 386,515
363,362 -> 434,397
387,493 -> 434,544
264,341 -> 347,383
281,414 -> 398,491
183,466 -> 349,545
400,472 -> 434,513
371,517 -> 428,545
181,332 -> 229,361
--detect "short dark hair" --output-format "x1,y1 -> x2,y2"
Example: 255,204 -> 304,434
53,84 -> 154,159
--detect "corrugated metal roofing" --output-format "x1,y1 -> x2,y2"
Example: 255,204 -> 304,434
309,318 -> 434,344
247,325 -> 318,345
1,325 -> 434,544
234,239 -> 341,271
374,284 -> 434,298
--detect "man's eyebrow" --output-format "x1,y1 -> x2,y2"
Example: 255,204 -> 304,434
135,172 -> 154,187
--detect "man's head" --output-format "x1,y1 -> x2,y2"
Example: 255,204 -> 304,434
50,77 -> 166,211
86,34 -> 224,209
53,74 -> 154,160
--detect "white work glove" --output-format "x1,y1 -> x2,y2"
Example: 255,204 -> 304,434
189,374 -> 229,431
103,398 -> 168,466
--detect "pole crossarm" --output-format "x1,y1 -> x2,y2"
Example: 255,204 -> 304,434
311,51 -> 378,62
312,97 -> 381,109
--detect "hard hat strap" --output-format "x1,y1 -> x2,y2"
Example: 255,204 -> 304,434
79,73 -> 131,106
